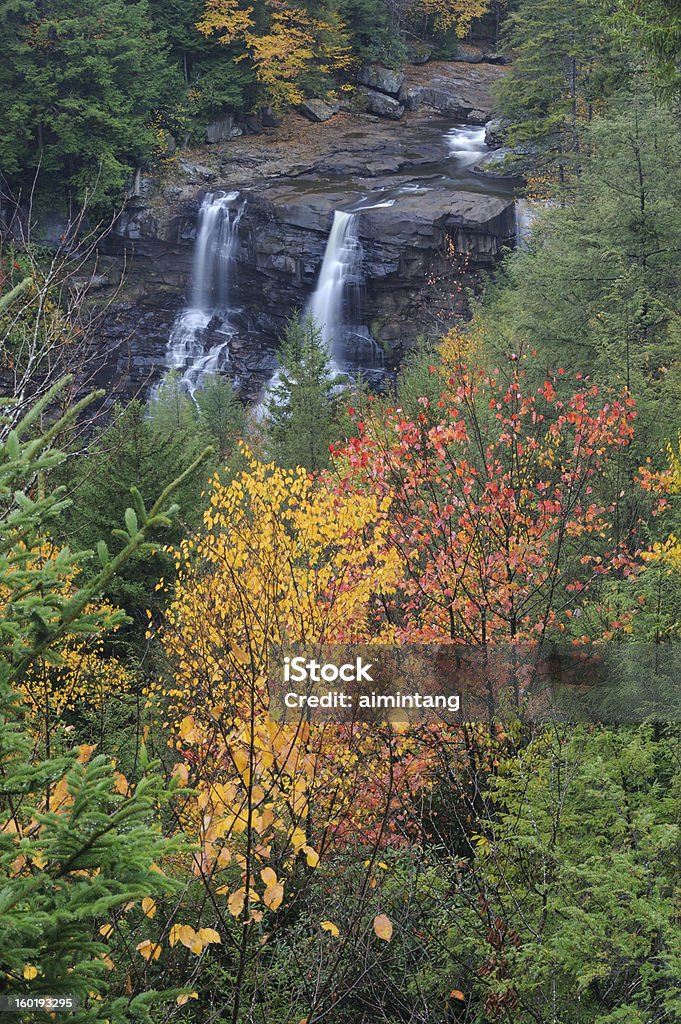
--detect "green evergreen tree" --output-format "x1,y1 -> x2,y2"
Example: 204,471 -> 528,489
267,315 -> 337,473
616,0 -> 681,97
461,725 -> 681,1021
497,0 -> 626,175
195,372 -> 246,461
479,87 -> 681,494
0,376 -> 208,1020
147,0 -> 255,119
61,381 -> 213,643
0,0 -> 182,212
336,0 -> 401,64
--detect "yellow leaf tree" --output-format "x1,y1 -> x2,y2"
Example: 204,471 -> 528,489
421,0 -> 490,36
198,0 -> 352,108
2,543 -> 131,750
151,454 -> 418,1021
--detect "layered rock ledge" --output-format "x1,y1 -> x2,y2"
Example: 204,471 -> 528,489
94,60 -> 516,401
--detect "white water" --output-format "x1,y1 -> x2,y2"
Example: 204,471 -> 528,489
445,124 -> 488,168
307,209 -> 384,375
349,197 -> 397,211
514,198 -> 543,249
308,210 -> 360,360
255,207 -> 385,415
162,191 -> 245,395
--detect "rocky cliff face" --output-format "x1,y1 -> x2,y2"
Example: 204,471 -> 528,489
92,59 -> 517,402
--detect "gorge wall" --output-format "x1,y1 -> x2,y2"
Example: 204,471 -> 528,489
91,58 -> 519,403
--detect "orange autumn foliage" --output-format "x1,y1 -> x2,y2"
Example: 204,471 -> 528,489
332,348 -> 638,643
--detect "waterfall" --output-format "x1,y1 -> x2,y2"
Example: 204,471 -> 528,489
514,198 -> 540,249
307,209 -> 383,377
445,124 -> 488,168
162,191 -> 245,395
308,210 -> 359,361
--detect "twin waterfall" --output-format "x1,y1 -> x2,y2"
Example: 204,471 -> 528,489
307,210 -> 380,372
160,126 -> 528,398
164,191 -> 245,395
163,193 -> 379,396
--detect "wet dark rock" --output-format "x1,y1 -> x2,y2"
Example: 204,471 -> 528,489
475,149 -> 516,176
177,159 -> 218,183
476,141 -> 539,177
485,116 -> 511,148
71,272 -> 111,292
243,114 -> 264,135
98,174 -> 514,400
406,42 -> 432,64
261,107 -> 284,128
400,61 -> 507,122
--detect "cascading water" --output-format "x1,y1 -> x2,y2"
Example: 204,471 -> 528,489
258,207 -> 384,417
163,191 -> 245,395
445,124 -> 488,169
514,198 -> 539,249
307,209 -> 383,373
308,210 -> 358,361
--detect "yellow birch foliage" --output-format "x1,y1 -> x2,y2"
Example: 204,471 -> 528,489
152,454 -> 403,922
406,0 -> 491,36
159,452 -> 398,703
198,0 -> 352,108
641,435 -> 681,572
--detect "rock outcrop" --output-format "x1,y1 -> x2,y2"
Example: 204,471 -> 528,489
205,116 -> 238,143
91,60 -> 517,401
485,116 -> 511,148
399,61 -> 507,122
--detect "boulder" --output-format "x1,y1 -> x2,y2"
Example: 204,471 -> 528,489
71,273 -> 111,292
400,82 -> 471,118
359,88 -> 405,120
475,143 -> 538,178
485,116 -> 511,148
451,44 -> 484,64
474,149 -> 517,177
299,98 -> 340,122
261,107 -> 284,128
399,61 -> 507,122
126,169 -> 156,201
205,116 -> 234,144
177,159 -> 218,183
357,64 -> 405,96
243,114 -> 263,135
406,42 -> 432,65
